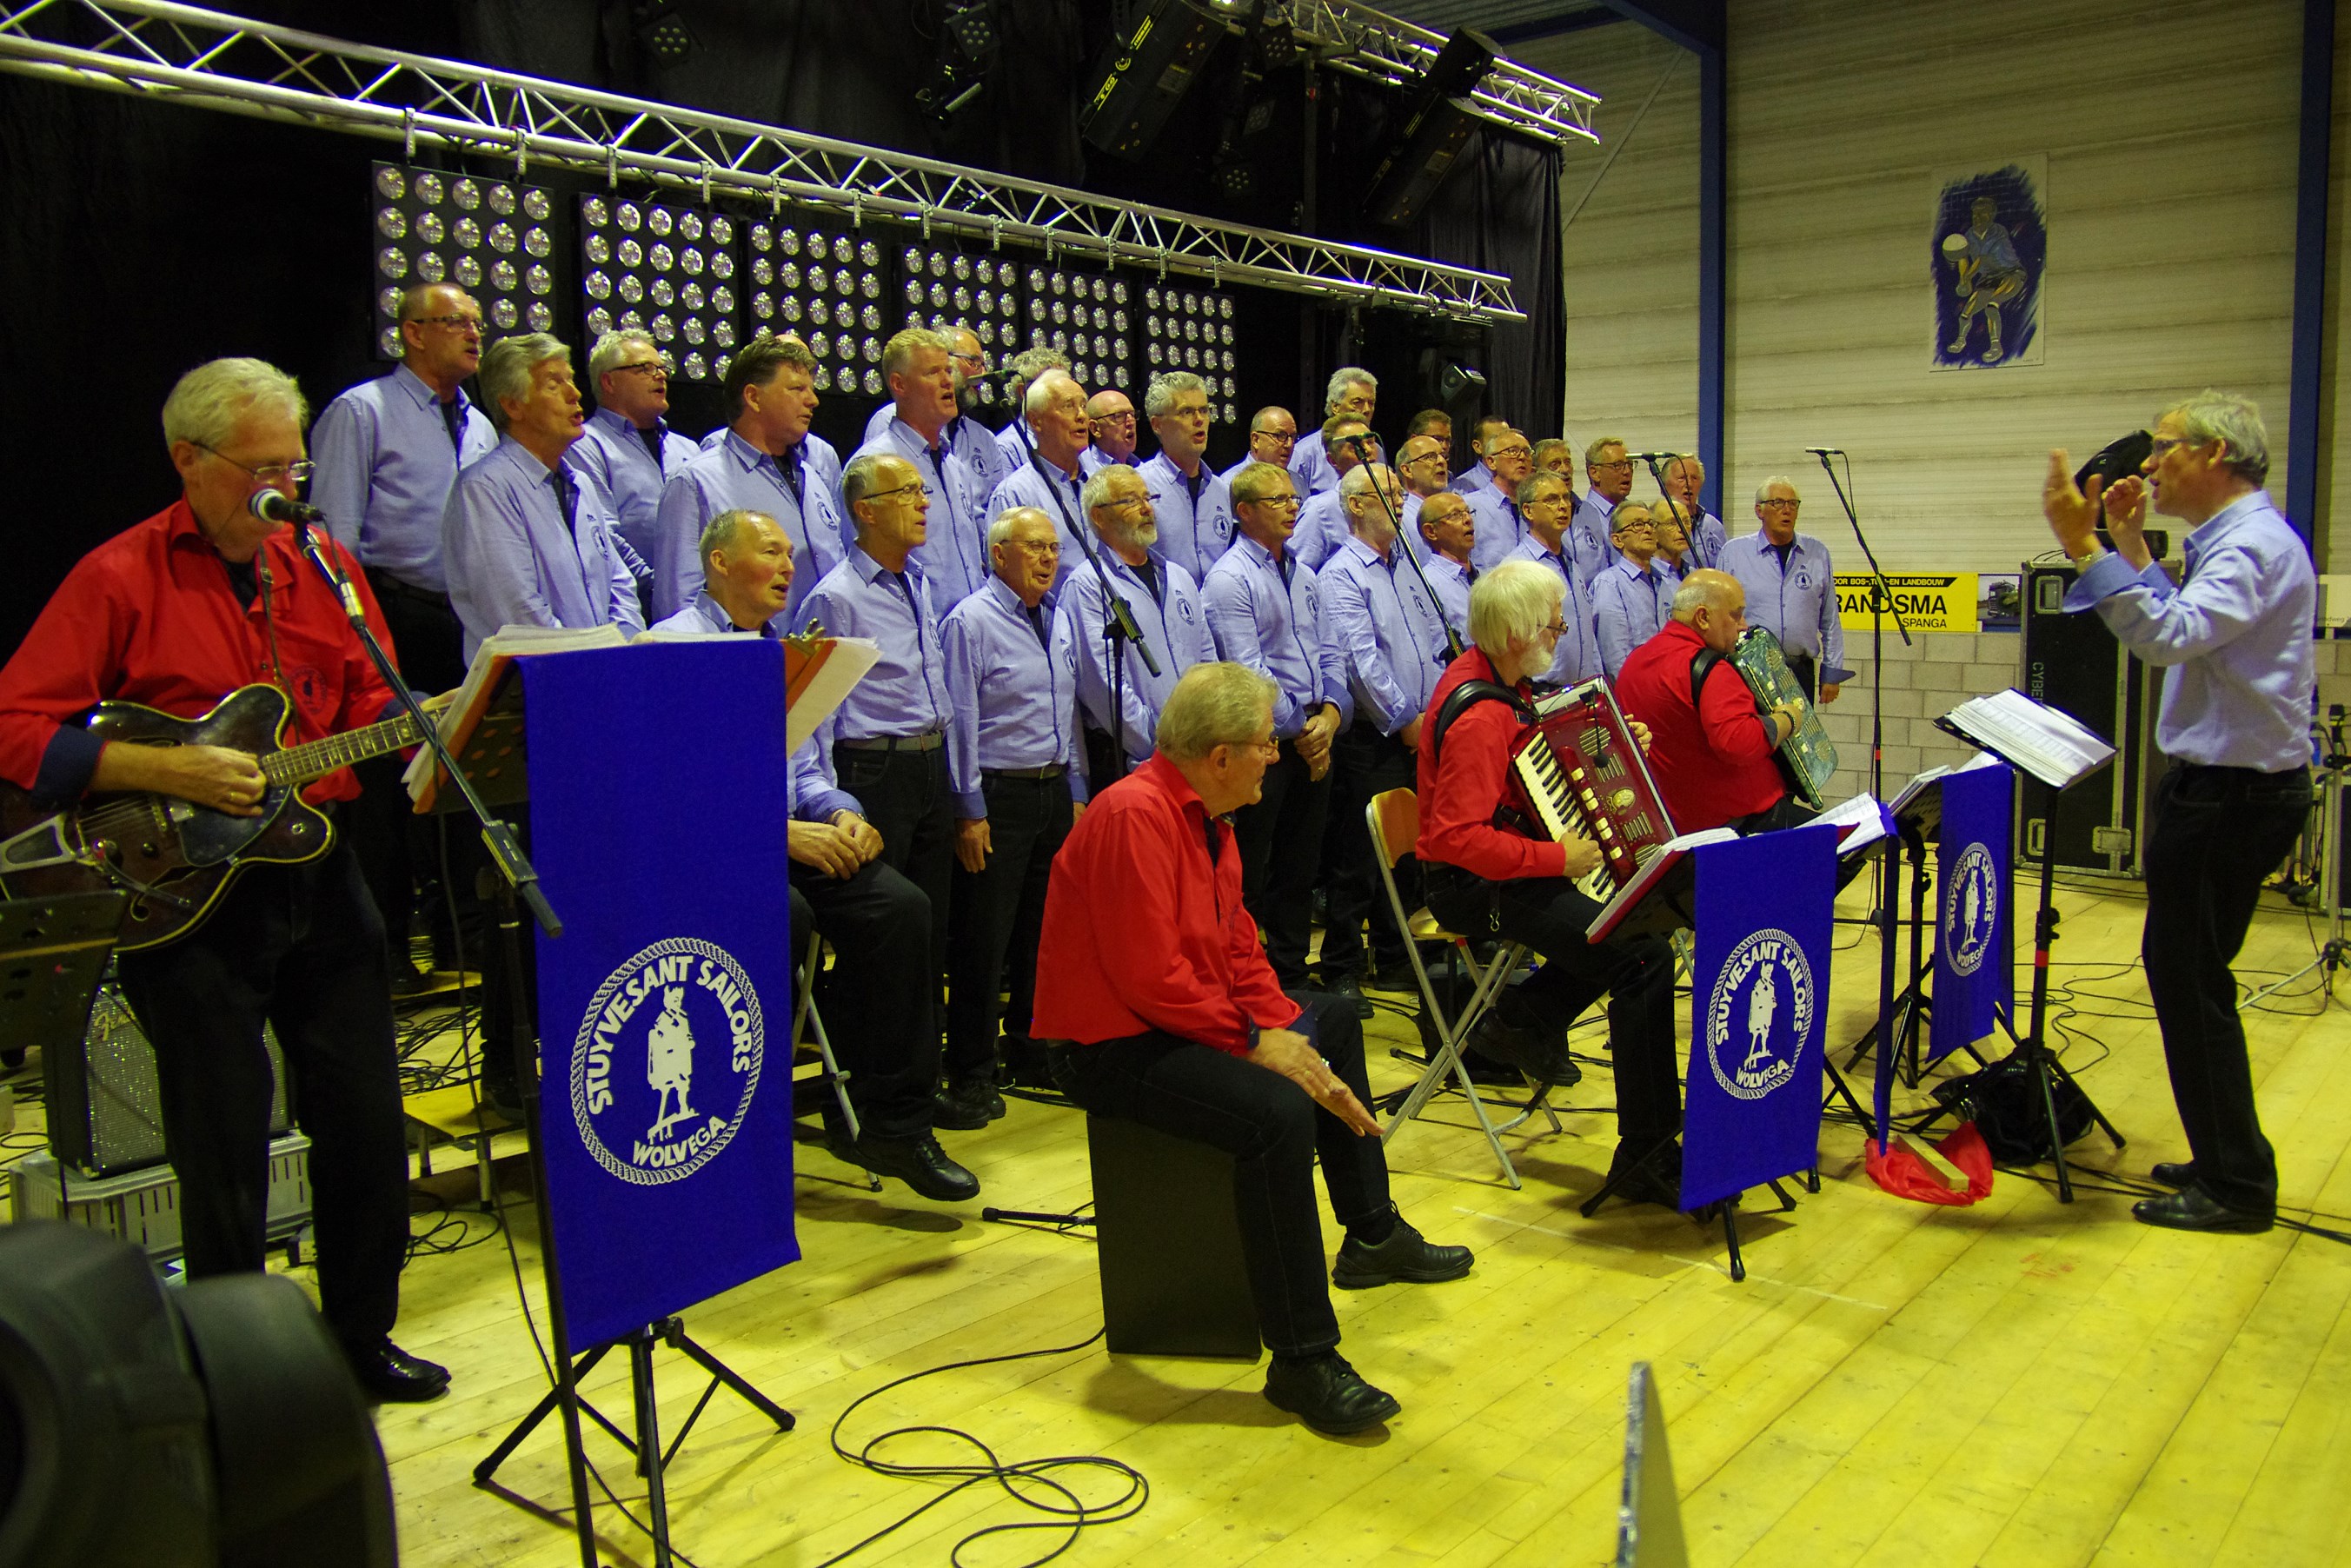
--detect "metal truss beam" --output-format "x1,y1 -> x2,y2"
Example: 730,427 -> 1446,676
0,0 -> 1534,321
1281,0 -> 1600,145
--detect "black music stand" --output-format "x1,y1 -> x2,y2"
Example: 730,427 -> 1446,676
1926,718 -> 2127,1201
432,667 -> 794,1568
0,891 -> 127,1081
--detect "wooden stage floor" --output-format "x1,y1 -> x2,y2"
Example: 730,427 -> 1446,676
40,869 -> 2351,1566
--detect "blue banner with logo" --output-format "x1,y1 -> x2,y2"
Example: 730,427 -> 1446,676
524,640 -> 799,1351
1684,824 -> 1837,1213
1930,760 -> 2015,1061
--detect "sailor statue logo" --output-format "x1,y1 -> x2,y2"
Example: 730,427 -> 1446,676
1703,928 -> 1816,1100
1943,842 -> 1999,977
570,937 -> 766,1186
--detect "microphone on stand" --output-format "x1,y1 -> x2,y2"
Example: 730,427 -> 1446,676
1803,447 -> 1845,456
254,490 -> 363,620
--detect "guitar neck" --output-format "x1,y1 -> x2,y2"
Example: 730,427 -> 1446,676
260,711 -> 424,787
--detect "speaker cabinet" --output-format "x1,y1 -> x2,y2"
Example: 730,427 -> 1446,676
2018,562 -> 2168,875
46,980 -> 289,1177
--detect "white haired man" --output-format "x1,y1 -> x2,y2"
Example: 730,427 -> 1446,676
2042,391 -> 2315,1235
1037,661 -> 1473,1436
0,358 -> 446,1401
1717,476 -> 1849,701
1415,561 -> 1683,1206
981,368 -> 1091,581
1662,453 -> 1727,568
1063,463 -> 1214,782
1139,370 -> 1236,584
1287,367 -> 1378,499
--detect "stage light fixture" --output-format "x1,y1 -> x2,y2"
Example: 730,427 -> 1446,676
1363,29 -> 1498,229
1079,0 -> 1235,161
579,194 -> 738,381
898,243 -> 1021,405
371,162 -> 556,362
633,0 -> 699,67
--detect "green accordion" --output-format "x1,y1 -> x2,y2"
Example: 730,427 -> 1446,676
1729,626 -> 1837,809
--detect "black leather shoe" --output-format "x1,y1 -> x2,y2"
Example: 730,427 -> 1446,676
1324,972 -> 1373,1020
1263,1352 -> 1400,1434
1604,1139 -> 1684,1212
931,1086 -> 992,1131
1332,1213 -> 1473,1289
2133,1186 -> 2272,1234
836,1133 -> 981,1202
1467,1010 -> 1580,1087
1411,1010 -> 1523,1086
346,1339 -> 451,1404
2150,1160 -> 2195,1189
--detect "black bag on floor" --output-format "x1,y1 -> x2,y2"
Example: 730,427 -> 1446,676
1929,1051 -> 2095,1163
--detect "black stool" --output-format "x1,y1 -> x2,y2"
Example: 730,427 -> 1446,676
1086,1114 -> 1261,1360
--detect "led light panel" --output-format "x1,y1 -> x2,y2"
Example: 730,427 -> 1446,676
370,162 -> 560,359
747,220 -> 890,395
899,245 -> 1024,409
577,195 -> 740,382
1140,282 -> 1240,425
1024,265 -> 1131,394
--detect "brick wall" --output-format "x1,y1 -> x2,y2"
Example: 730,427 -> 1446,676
1813,629 -> 2022,801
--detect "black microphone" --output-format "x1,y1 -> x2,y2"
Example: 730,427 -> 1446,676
1803,446 -> 1844,456
1627,451 -> 1678,462
249,489 -> 324,525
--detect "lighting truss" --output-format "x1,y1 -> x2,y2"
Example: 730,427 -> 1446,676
1278,0 -> 1600,146
0,0 -> 1533,322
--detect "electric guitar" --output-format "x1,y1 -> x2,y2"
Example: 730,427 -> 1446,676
0,684 -> 422,950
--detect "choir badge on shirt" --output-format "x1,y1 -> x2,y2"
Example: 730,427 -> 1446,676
1682,826 -> 1836,1212
571,936 -> 766,1184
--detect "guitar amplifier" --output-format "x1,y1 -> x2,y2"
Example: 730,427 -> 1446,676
45,980 -> 289,1177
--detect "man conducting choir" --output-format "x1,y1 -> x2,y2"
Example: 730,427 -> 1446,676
646,508 -> 969,1200
1203,462 -> 1349,987
942,508 -> 1087,1110
0,358 -> 446,1400
1037,662 -> 1472,1435
2042,391 -> 2314,1235
1613,570 -> 1810,834
1416,562 -> 1684,1205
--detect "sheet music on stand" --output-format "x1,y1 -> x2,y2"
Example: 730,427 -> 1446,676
1935,689 -> 2116,788
403,625 -> 632,810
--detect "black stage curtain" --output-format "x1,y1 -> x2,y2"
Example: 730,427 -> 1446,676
1411,131 -> 1564,448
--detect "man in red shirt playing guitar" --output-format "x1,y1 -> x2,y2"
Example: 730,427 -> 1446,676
0,358 -> 447,1402
1414,561 -> 1684,1209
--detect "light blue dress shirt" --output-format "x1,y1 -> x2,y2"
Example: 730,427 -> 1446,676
2066,492 -> 2315,772
1418,549 -> 1473,644
1078,446 -> 1139,479
941,575 -> 1086,815
565,407 -> 696,581
1592,558 -> 1671,678
1291,488 -> 1351,572
1202,536 -> 1351,740
982,455 -> 1090,588
310,363 -> 497,592
867,406 -> 1009,498
1061,550 -> 1212,768
1570,492 -> 1618,577
848,417 -> 995,609
654,429 -> 845,632
994,417 -> 1037,473
1139,452 -> 1235,588
802,547 -> 953,747
1288,439 -> 1341,500
1449,461 -> 1495,498
1320,537 -> 1450,734
1467,488 -> 1525,574
654,589 -> 864,819
1505,536 -> 1605,687
1718,531 -> 1851,682
442,437 -> 645,661
1684,507 -> 1728,569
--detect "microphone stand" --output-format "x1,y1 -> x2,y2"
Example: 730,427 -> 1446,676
289,512 -> 599,1568
1004,411 -> 1157,781
1810,451 -> 1912,807
1345,434 -> 1463,659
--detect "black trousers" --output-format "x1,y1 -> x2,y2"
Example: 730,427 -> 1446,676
347,568 -> 478,969
116,836 -> 409,1350
1425,864 -> 1682,1148
833,743 -> 955,1043
1233,741 -> 1332,988
2141,761 -> 2311,1214
946,771 -> 1073,1083
1049,992 -> 1386,1357
1324,720 -> 1418,980
791,857 -> 938,1139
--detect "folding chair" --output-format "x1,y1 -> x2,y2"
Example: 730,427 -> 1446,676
1365,787 -> 1557,1188
793,930 -> 880,1192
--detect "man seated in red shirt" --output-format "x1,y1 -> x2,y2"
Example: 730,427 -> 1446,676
1415,561 -> 1684,1207
0,358 -> 445,1403
1035,662 -> 1472,1436
1614,568 -> 1810,834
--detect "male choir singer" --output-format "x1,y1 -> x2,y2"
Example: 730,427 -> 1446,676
1036,662 -> 1472,1436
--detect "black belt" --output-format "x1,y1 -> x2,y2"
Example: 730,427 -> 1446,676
984,763 -> 1066,780
837,731 -> 945,753
365,568 -> 451,609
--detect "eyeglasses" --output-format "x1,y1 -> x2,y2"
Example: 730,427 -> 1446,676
1401,452 -> 1444,468
193,442 -> 314,486
1005,538 -> 1060,555
1591,458 -> 1635,473
610,360 -> 672,379
1096,495 -> 1152,514
2148,435 -> 2204,460
1488,444 -> 1533,462
1758,498 -> 1801,510
1245,494 -> 1302,510
1092,411 -> 1137,427
1252,430 -> 1298,446
1541,617 -> 1569,639
860,482 -> 926,507
408,313 -> 484,335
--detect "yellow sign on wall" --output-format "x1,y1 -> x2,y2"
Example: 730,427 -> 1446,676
1834,574 -> 1979,634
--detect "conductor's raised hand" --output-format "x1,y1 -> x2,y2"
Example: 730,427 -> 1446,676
2042,448 -> 2102,558
2101,474 -> 2153,568
1249,1026 -> 1382,1136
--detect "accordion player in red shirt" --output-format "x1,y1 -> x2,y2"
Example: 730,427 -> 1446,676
1413,560 -> 1684,1209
